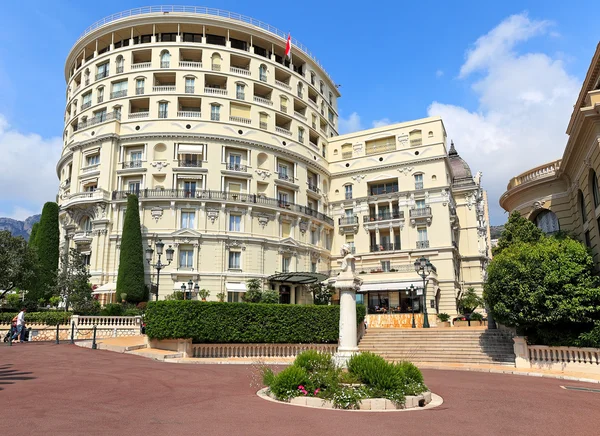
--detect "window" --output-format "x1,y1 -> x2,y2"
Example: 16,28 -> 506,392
211,104 -> 220,121
179,249 -> 193,269
416,199 -> 426,209
160,51 -> 171,68
228,251 -> 241,269
181,211 -> 195,229
369,181 -> 398,196
84,184 -> 97,192
298,127 -> 304,143
345,184 -> 353,200
129,150 -> 143,165
229,214 -> 241,232
236,83 -> 245,100
86,154 -> 100,166
381,261 -> 391,272
128,181 -> 140,194
185,77 -> 195,93
410,130 -> 422,146
259,64 -> 267,81
585,230 -> 592,248
228,153 -> 242,170
281,221 -> 291,238
319,81 -> 324,94
227,292 -> 242,303
82,92 -> 92,109
282,256 -> 291,273
592,171 -> 600,208
310,71 -> 316,86
310,228 -> 318,245
311,262 -> 317,273
116,56 -> 124,74
297,82 -> 303,98
97,87 -> 104,103
136,79 -> 145,95
82,254 -> 91,266
417,227 -> 428,248
328,92 -> 333,105
183,181 -> 196,197
414,174 -> 424,190
96,62 -> 109,80
158,102 -> 168,119
580,190 -> 587,223
82,217 -> 93,232
278,192 -> 289,207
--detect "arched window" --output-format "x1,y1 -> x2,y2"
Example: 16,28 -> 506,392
535,210 -> 560,235
259,64 -> 267,81
297,82 -> 303,98
591,170 -> 600,208
82,217 -> 93,232
116,56 -> 124,73
319,81 -> 324,94
310,71 -> 316,86
579,190 -> 587,223
160,51 -> 171,68
211,53 -> 221,71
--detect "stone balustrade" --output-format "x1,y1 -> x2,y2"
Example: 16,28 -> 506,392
192,343 -> 337,358
506,159 -> 562,190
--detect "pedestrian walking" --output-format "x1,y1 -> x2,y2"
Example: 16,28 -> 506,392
11,307 -> 27,343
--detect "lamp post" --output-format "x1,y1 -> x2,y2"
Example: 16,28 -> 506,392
408,284 -> 416,329
145,240 -> 174,301
181,279 -> 200,300
414,256 -> 434,328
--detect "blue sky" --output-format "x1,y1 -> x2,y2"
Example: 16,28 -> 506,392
0,0 -> 597,224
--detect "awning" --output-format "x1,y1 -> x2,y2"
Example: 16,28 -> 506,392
267,272 -> 329,284
226,282 -> 247,292
178,144 -> 204,154
358,281 -> 423,293
92,282 -> 116,294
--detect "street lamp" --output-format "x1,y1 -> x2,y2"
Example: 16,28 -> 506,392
146,240 -> 174,301
181,280 -> 200,300
408,284 -> 416,329
414,256 -> 434,328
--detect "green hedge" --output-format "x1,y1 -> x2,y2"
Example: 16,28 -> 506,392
0,311 -> 73,325
145,301 -> 366,343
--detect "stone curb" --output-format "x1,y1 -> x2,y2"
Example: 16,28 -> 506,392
256,388 -> 443,412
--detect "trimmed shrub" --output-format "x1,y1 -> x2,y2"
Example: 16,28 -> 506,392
100,303 -> 124,316
116,194 -> 146,303
294,350 -> 334,372
31,202 -> 59,302
269,365 -> 309,401
0,311 -> 72,325
145,301 -> 366,344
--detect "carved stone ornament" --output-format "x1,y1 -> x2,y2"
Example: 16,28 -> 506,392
92,229 -> 108,236
150,206 -> 164,222
226,240 -> 246,250
94,203 -> 107,220
350,174 -> 366,183
298,220 -> 309,234
254,213 -> 273,229
150,161 -> 170,172
397,134 -> 409,147
532,200 -> 546,210
310,251 -> 321,261
278,246 -> 297,256
255,169 -> 271,180
206,208 -> 219,224
441,189 -> 449,206
584,157 -> 592,169
398,166 -> 414,176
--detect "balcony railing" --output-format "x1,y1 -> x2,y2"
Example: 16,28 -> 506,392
254,96 -> 273,106
161,61 -> 170,68
275,126 -> 292,136
277,173 -> 296,182
81,101 -> 92,110
275,80 -> 291,90
363,211 -> 405,222
259,74 -> 267,82
229,115 -> 251,124
339,216 -> 358,225
260,121 -> 268,129
342,151 -> 353,159
415,182 -> 424,190
307,184 -> 320,193
298,91 -> 304,99
158,111 -> 168,119
135,87 -> 144,95
409,207 -> 432,218
410,139 -> 422,147
95,71 -> 109,80
225,163 -> 247,172
62,189 -> 110,206
178,159 -> 202,168
129,111 -> 149,119
205,87 -> 227,95
236,92 -> 245,100
131,62 -> 151,70
185,86 -> 195,93
230,66 -> 250,76
211,113 -> 220,121
416,240 -> 430,249
110,189 -> 334,225
180,61 -> 202,68
211,64 -> 221,71
122,161 -> 143,169
280,105 -> 288,113
370,243 -> 395,252
178,111 -> 201,118
97,96 -> 103,103
294,111 -> 307,121
153,85 -> 176,92
345,192 -> 353,200
77,111 -> 120,130
116,66 -> 124,74
110,90 -> 127,99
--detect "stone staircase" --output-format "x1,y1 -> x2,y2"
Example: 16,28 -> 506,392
358,328 -> 516,366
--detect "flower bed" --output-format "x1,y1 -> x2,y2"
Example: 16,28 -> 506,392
259,351 -> 430,410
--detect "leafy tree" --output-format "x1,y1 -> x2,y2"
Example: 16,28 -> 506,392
0,231 -> 38,299
310,283 -> 335,305
243,278 -> 263,303
457,287 -> 484,314
55,248 -> 92,311
116,194 -> 146,303
30,202 -> 60,303
261,289 -> 280,304
165,291 -> 185,301
484,236 -> 600,342
493,211 -> 543,256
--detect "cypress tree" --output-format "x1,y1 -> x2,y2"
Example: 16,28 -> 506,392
29,222 -> 39,247
33,202 -> 60,302
116,194 -> 146,303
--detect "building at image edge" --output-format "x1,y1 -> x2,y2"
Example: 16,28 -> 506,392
57,6 -> 491,324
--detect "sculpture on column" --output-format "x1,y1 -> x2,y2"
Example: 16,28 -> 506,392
339,243 -> 356,273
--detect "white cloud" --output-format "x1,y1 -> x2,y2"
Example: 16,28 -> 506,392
428,13 -> 580,224
372,118 -> 394,128
338,112 -> 363,134
0,114 -> 62,219
436,70 -> 444,78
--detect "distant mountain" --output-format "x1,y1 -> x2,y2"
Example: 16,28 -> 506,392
0,214 -> 41,240
490,225 -> 505,239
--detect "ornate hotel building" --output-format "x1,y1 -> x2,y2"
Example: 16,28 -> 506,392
500,44 -> 600,268
57,6 -> 490,323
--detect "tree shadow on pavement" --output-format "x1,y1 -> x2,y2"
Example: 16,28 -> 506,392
0,364 -> 36,391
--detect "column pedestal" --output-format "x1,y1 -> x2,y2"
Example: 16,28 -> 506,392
333,270 -> 363,367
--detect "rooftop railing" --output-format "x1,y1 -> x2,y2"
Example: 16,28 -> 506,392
506,159 -> 562,190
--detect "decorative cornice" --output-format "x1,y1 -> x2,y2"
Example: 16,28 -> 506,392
330,155 -> 446,179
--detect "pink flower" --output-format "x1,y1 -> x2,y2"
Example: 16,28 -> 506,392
298,385 -> 304,390
314,388 -> 320,395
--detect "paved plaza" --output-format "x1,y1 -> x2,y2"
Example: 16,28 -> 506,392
1,343 -> 600,436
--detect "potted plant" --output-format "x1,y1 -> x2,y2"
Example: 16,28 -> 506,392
469,312 -> 485,326
198,289 -> 210,301
436,313 -> 451,328
216,291 -> 226,302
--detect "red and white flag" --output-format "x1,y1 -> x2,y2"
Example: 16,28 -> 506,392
285,34 -> 292,59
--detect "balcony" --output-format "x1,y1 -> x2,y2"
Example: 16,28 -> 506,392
205,87 -> 227,96
185,86 -> 195,94
178,111 -> 201,118
370,243 -> 395,252
81,102 -> 92,110
415,182 -> 424,190
211,113 -> 220,121
116,66 -> 124,74
339,216 -> 358,226
73,231 -> 93,245
77,111 -> 120,130
259,74 -> 267,82
160,61 -> 170,68
131,62 -> 151,70
230,66 -> 250,76
180,61 -> 202,69
254,96 -> 273,106
178,159 -> 202,168
110,189 -> 334,226
363,211 -> 405,222
211,64 -> 221,72
122,161 -> 143,169
307,183 -> 320,194
409,207 -> 432,218
95,71 -> 109,80
416,240 -> 430,249
225,163 -> 247,172
275,80 -> 291,90
61,189 -> 111,208
135,87 -> 145,95
294,111 -> 307,121
158,111 -> 168,119
129,112 -> 149,119
110,90 -> 127,99
229,115 -> 251,125
236,91 -> 245,100
278,173 -> 296,182
153,85 -> 176,92
345,192 -> 353,200
275,126 -> 292,136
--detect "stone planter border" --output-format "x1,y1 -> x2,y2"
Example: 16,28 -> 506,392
257,388 -> 443,412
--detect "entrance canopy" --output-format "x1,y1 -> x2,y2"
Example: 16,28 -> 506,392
358,281 -> 423,293
267,272 -> 329,285
92,282 -> 116,294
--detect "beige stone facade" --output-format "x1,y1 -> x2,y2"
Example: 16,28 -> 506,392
57,7 -> 490,320
500,44 -> 600,267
